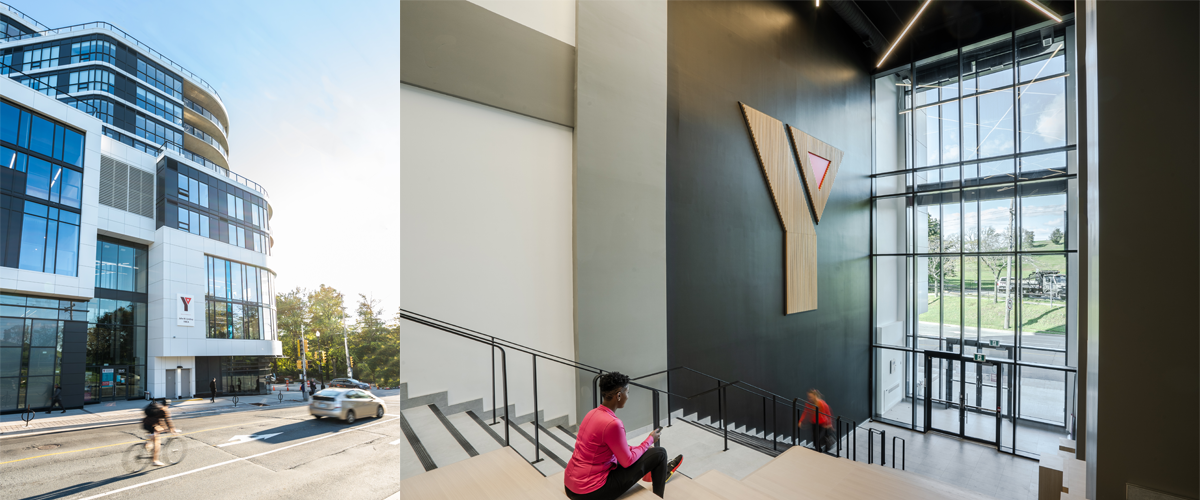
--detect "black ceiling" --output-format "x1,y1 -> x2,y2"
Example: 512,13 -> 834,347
833,0 -> 1075,70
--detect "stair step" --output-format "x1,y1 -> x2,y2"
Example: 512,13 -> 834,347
403,405 -> 473,469
522,421 -> 574,458
692,470 -> 774,500
399,415 -> 429,480
446,410 -> 504,457
500,417 -> 566,477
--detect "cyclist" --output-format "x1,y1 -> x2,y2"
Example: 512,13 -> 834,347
142,400 -> 178,466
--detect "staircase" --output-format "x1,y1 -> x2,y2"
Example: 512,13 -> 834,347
399,386 -> 1003,499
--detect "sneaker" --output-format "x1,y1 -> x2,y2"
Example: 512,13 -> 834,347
642,454 -> 684,482
152,461 -> 166,466
666,454 -> 683,481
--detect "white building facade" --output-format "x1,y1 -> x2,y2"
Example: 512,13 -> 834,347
0,4 -> 280,412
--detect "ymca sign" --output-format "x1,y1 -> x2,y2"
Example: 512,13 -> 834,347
740,102 -> 844,315
177,294 -> 196,326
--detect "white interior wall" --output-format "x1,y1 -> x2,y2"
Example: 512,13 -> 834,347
466,0 -> 576,46
400,84 -> 576,424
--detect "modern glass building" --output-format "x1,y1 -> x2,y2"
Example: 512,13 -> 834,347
0,3 -> 280,413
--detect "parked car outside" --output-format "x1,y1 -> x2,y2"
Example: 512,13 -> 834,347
309,388 -> 387,423
329,378 -> 370,390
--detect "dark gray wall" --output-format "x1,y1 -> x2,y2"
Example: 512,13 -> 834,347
60,321 -> 87,409
1080,1 -> 1199,498
666,1 -> 873,430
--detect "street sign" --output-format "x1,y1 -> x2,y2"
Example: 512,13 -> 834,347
217,433 -> 282,448
988,339 -> 1000,348
973,353 -> 986,362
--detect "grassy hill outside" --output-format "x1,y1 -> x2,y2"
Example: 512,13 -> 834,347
920,294 -> 1066,334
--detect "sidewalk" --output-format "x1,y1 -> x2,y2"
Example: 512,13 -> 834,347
0,391 -> 310,436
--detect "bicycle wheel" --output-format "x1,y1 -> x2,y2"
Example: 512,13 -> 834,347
163,436 -> 187,465
123,443 -> 150,474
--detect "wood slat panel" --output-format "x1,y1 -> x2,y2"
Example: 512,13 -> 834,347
788,125 -> 845,223
741,103 -> 818,315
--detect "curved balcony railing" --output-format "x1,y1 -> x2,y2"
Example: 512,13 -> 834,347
157,141 -> 268,198
183,96 -> 227,137
183,122 -> 228,159
0,2 -> 50,33
0,18 -> 225,107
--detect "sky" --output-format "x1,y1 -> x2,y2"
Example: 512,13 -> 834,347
14,0 -> 401,315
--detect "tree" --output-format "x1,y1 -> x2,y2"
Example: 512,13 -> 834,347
1022,229 -> 1036,248
969,227 -> 1012,302
275,288 -> 309,380
927,217 -> 958,293
1049,228 -> 1064,246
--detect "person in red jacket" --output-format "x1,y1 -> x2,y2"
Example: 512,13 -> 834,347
563,372 -> 683,499
798,389 -> 835,453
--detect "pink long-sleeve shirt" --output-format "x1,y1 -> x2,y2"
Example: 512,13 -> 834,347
564,405 -> 655,494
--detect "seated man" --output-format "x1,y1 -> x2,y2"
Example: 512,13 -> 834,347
564,372 -> 682,499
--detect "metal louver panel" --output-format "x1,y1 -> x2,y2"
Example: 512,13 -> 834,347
98,155 -> 154,218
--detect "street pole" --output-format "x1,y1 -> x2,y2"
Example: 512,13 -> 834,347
342,311 -> 352,378
301,323 -> 309,402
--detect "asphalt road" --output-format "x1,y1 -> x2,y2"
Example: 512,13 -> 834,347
0,393 -> 401,500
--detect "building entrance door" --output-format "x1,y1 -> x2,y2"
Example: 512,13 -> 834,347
164,369 -> 176,399
923,350 -> 1002,446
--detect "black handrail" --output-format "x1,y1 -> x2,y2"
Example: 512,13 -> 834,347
867,428 -> 886,466
892,436 -> 905,470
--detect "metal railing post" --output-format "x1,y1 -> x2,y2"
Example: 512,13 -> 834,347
593,373 -> 601,409
792,398 -> 798,446
835,416 -> 842,457
892,436 -> 905,470
761,396 -> 767,443
666,371 -> 672,427
715,383 -> 724,450
881,429 -> 886,466
491,338 -> 497,424
533,356 -> 540,463
653,390 -> 661,447
852,421 -> 857,461
772,395 -> 777,451
500,347 -> 509,446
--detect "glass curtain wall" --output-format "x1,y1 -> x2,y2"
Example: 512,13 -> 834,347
871,19 -> 1078,456
0,294 -> 85,412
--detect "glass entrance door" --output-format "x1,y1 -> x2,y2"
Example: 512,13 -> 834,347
923,349 -> 1002,446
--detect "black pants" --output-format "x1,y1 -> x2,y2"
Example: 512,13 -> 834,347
565,447 -> 668,500
814,425 -> 835,453
210,390 -> 216,402
48,398 -> 63,413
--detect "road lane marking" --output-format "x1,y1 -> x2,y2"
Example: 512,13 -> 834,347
216,433 -> 282,448
389,438 -> 402,445
0,421 -> 264,465
77,417 -> 399,500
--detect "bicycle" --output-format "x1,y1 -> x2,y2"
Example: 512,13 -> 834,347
123,430 -> 187,473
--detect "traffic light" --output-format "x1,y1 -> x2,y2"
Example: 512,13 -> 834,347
350,356 -> 354,368
302,338 -> 308,353
296,360 -> 301,370
321,351 -> 326,364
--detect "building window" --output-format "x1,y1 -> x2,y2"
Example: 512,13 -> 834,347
136,86 -> 183,126
85,297 -> 147,402
67,98 -> 115,125
1,101 -> 86,168
177,206 -> 210,238
95,239 -> 148,293
0,294 -> 85,412
205,256 -> 276,341
134,114 -> 182,148
871,21 -> 1077,452
177,172 -> 209,208
17,201 -> 82,276
67,69 -> 115,94
183,122 -> 226,157
136,58 -> 182,99
69,40 -> 116,65
20,74 -> 57,97
21,46 -> 59,72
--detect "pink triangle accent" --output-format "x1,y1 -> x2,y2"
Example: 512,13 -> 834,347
807,152 -> 831,189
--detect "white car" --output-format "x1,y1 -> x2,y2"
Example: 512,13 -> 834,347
309,388 -> 387,423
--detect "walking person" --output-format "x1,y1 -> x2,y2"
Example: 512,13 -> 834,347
798,389 -> 835,453
209,378 -> 217,403
47,384 -> 64,414
563,372 -> 683,499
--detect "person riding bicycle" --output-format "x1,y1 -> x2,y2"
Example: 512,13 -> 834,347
142,400 -> 178,466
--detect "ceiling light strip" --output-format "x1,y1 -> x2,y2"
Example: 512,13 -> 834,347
877,0 -> 933,68
1022,0 -> 1063,23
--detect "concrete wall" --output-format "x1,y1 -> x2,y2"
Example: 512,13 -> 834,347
573,0 -> 669,431
400,83 -> 576,424
1079,1 -> 1199,498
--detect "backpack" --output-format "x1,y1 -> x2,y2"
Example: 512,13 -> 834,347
144,402 -> 163,419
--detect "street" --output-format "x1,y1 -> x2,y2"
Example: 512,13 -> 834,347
0,392 -> 401,500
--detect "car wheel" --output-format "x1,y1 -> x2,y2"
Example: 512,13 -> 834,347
376,405 -> 384,418
313,415 -> 322,419
346,410 -> 356,424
